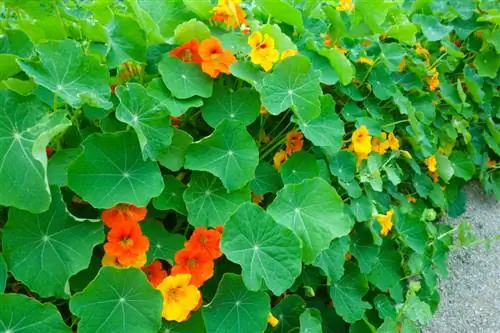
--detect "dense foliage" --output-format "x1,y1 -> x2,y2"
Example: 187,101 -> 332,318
0,0 -> 499,332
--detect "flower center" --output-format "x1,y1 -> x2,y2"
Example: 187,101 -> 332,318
199,235 -> 207,245
181,49 -> 193,62
187,258 -> 198,268
120,237 -> 134,248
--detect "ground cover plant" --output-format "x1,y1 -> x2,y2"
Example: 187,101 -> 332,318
0,0 -> 499,332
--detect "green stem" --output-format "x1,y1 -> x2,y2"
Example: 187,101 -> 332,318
362,317 -> 377,333
383,119 -> 409,128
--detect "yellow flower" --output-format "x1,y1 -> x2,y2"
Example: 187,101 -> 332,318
426,68 -> 440,91
387,132 -> 400,150
273,150 -> 288,170
248,32 -> 280,72
156,274 -> 201,322
351,125 -> 372,156
415,43 -> 430,58
357,57 -> 374,65
268,313 -> 279,327
281,49 -> 298,60
425,155 -> 437,173
334,45 -> 348,54
398,57 -> 406,72
372,133 -> 389,155
337,0 -> 354,12
374,209 -> 394,236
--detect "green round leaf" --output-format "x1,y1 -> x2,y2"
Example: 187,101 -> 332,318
299,94 -> 344,150
157,128 -> 193,172
0,253 -> 6,293
474,48 -> 500,78
3,187 -> 104,298
70,267 -> 163,333
268,295 -> 307,332
299,308 -> 323,333
202,86 -> 260,128
141,221 -> 185,265
0,294 -> 71,333
330,263 -> 372,323
449,151 -> 475,181
158,55 -> 213,99
183,172 -> 250,227
281,151 -> 320,184
351,224 -> 381,273
47,148 -> 81,186
106,15 -> 147,68
221,203 -> 302,295
317,47 -> 355,86
147,78 -> 203,117
367,242 -> 402,291
313,236 -> 350,283
174,18 -> 211,44
161,311 -> 206,333
256,0 -> 304,31
412,14 -> 453,41
202,273 -> 270,333
115,83 -> 173,161
329,150 -> 356,182
67,131 -> 164,208
18,40 -> 112,109
0,91 -> 71,213
268,178 -> 353,263
185,119 -> 259,191
261,55 -> 322,121
395,213 -> 428,255
249,162 -> 283,195
153,175 -> 188,215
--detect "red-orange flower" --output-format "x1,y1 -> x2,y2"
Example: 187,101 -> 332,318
285,130 -> 304,155
169,39 -> 203,64
215,225 -> 224,234
171,249 -> 214,287
199,37 -> 236,78
142,260 -> 169,287
185,227 -> 222,259
101,204 -> 147,229
104,223 -> 150,266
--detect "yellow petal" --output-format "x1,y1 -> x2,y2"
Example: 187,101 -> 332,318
248,31 -> 262,48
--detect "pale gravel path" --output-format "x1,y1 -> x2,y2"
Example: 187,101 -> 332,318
424,182 -> 500,333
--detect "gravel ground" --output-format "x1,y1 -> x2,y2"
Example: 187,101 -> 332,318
424,182 -> 500,333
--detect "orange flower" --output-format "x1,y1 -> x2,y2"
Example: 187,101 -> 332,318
322,34 -> 333,47
171,116 -> 182,128
398,57 -> 406,72
103,223 -> 150,266
487,158 -> 496,168
345,252 -> 352,261
372,133 -> 389,155
199,37 -> 236,78
273,150 -> 288,170
406,194 -> 417,203
102,253 -> 146,269
171,249 -> 214,287
285,130 -> 304,155
212,0 -> 247,29
334,45 -> 348,54
425,155 -> 437,173
215,225 -> 224,234
170,39 -> 203,64
101,204 -> 147,229
426,68 -> 440,91
252,192 -> 264,205
185,227 -> 223,259
357,57 -> 374,65
268,313 -> 279,327
260,104 -> 269,116
142,260 -> 169,287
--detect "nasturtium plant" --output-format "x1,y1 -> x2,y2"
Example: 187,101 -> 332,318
0,0 -> 499,332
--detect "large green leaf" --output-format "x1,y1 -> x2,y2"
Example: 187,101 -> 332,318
202,273 -> 270,333
330,264 -> 372,323
67,131 -> 164,208
158,55 -> 213,99
18,40 -> 112,109
299,308 -> 323,333
162,311 -> 206,333
3,187 -> 104,298
183,172 -> 250,227
313,236 -> 350,283
473,48 -> 500,79
70,267 -> 163,333
0,294 -> 71,333
261,55 -> 322,121
221,203 -> 302,295
250,162 -> 283,195
268,178 -> 353,263
47,148 -> 81,186
153,175 -> 188,215
256,0 -> 304,31
115,83 -> 173,161
396,213 -> 428,254
351,224 -> 380,273
141,221 -> 185,265
329,150 -> 357,182
449,151 -> 475,181
367,243 -> 402,291
299,94 -> 344,150
412,15 -> 452,41
202,86 -> 260,128
317,47 -> 354,86
0,254 -> 6,293
185,119 -> 259,191
147,78 -> 203,117
106,15 -> 147,68
157,128 -> 193,171
268,295 -> 307,332
0,91 -> 71,213
281,151 -> 320,184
